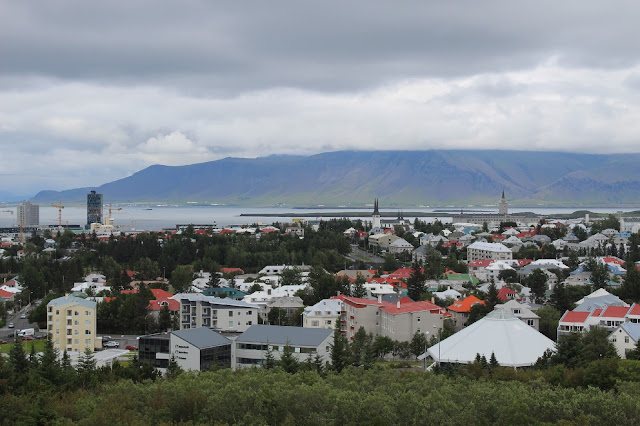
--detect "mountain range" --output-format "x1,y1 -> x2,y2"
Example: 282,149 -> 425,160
30,150 -> 640,207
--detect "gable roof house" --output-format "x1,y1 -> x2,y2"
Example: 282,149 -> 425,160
609,323 -> 640,359
447,295 -> 486,330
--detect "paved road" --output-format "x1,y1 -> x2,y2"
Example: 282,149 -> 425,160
347,244 -> 384,266
1,305 -> 42,340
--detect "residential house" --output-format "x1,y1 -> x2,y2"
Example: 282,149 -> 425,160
263,296 -> 304,324
379,300 -> 445,342
233,325 -> 333,370
388,238 -> 414,255
609,323 -> 640,359
303,299 -> 342,329
447,295 -> 486,330
495,299 -> 540,330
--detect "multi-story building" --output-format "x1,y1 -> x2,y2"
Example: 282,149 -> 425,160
233,325 -> 333,370
466,242 -> 513,262
176,293 -> 258,333
379,300 -> 444,342
17,201 -> 39,226
447,295 -> 486,330
47,295 -> 97,352
139,327 -> 232,371
303,299 -> 342,329
86,190 -> 103,226
341,296 -> 445,341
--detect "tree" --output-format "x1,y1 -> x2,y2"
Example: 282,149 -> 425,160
409,331 -> 428,359
619,260 -> 640,302
170,265 -> 194,293
279,342 -> 299,374
549,282 -> 571,313
406,263 -> 426,301
134,257 -> 161,281
264,345 -> 276,369
351,327 -> 375,369
498,269 -> 519,284
485,281 -> 500,310
352,274 -> 366,298
8,336 -> 28,377
280,267 -> 303,287
166,355 -> 184,380
38,337 -> 61,386
373,335 -> 394,359
77,348 -> 97,389
526,269 -> 548,304
537,306 -> 561,341
382,254 -> 398,272
489,352 -> 499,368
330,322 -> 350,373
467,303 -> 489,325
267,308 -> 288,326
158,305 -> 172,331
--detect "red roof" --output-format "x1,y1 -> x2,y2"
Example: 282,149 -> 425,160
342,296 -> 391,308
601,257 -> 625,266
0,289 -> 14,298
492,234 -> 506,240
151,288 -> 173,299
388,268 -> 417,279
468,259 -> 494,268
600,306 -> 631,318
126,270 -> 136,278
3,279 -> 17,287
221,267 -> 244,274
517,231 -> 536,238
516,259 -> 533,267
260,228 -> 279,234
497,287 -> 517,301
380,300 -> 444,315
220,229 -> 236,234
383,229 -> 395,235
627,303 -> 640,316
148,298 -> 180,311
560,311 -> 590,323
448,295 -> 485,313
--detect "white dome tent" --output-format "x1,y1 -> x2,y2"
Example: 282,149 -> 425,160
419,309 -> 555,368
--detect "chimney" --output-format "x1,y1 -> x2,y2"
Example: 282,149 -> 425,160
431,296 -> 435,303
396,299 -> 401,309
377,294 -> 382,303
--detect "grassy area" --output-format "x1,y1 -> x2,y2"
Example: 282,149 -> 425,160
0,339 -> 46,354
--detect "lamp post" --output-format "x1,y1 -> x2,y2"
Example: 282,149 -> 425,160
424,331 -> 429,370
434,324 -> 441,369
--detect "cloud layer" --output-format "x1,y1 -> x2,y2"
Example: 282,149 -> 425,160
1,1 -> 639,198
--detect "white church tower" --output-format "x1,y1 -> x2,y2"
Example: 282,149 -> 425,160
498,190 -> 509,216
372,198 -> 381,229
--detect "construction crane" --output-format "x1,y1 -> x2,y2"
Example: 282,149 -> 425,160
108,203 -> 122,219
50,201 -> 64,229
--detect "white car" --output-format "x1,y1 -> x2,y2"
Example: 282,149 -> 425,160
20,314 -> 26,319
8,322 -> 14,328
103,340 -> 119,348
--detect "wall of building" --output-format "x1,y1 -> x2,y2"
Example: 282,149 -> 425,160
48,302 -> 96,353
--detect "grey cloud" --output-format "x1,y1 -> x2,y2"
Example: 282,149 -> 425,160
2,1 -> 640,93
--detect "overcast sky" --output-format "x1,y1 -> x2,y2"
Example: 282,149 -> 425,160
2,1 -> 640,199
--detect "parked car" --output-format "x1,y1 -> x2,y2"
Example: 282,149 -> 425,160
22,336 -> 35,341
103,340 -> 119,348
8,322 -> 14,328
125,345 -> 138,351
102,336 -> 113,341
20,314 -> 26,319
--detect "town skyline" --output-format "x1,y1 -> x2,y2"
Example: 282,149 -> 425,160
2,1 -> 640,198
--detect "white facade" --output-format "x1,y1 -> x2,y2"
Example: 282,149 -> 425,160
303,299 -> 342,329
466,242 -> 513,262
175,294 -> 258,332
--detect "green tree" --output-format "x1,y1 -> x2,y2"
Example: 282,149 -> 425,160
134,257 -> 161,281
280,267 -> 303,287
382,254 -> 398,272
8,336 -> 29,377
76,348 -> 97,389
158,305 -> 172,331
166,355 -> 184,380
267,308 -> 288,326
279,342 -> 299,374
330,322 -> 350,373
409,331 -> 429,359
549,282 -> 571,313
373,335 -> 394,359
264,345 -> 276,369
38,337 -> 61,386
406,263 -> 426,301
351,327 -> 375,368
498,269 -> 519,284
170,265 -> 194,293
352,274 -> 367,298
619,259 -> 640,302
537,306 -> 561,341
467,303 -> 489,325
526,269 -> 548,304
485,281 -> 500,310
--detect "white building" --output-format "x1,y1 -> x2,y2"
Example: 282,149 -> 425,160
303,299 -> 342,329
466,242 -> 513,262
174,293 -> 258,332
609,323 -> 640,359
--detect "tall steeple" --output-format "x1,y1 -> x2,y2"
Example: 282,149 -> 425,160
372,198 -> 381,229
498,190 -> 508,216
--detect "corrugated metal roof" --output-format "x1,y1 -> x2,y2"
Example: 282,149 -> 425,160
171,327 -> 231,349
47,295 -> 97,309
236,325 -> 332,347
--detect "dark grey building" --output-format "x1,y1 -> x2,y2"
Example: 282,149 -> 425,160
86,190 -> 103,226
139,332 -> 171,369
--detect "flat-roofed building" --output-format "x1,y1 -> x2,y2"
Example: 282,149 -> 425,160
175,293 -> 258,333
47,295 -> 97,353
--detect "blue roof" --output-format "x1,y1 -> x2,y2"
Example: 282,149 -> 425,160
47,295 -> 96,310
620,323 -> 640,342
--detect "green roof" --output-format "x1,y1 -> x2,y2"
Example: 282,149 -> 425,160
201,287 -> 248,298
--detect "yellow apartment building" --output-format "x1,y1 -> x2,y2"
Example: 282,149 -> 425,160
47,295 -> 97,352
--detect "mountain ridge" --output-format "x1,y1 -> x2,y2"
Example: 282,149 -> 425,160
30,150 -> 640,207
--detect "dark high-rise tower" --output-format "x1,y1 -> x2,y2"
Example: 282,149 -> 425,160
87,190 -> 103,226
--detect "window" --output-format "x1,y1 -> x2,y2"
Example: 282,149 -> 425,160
527,319 -> 535,326
74,330 -> 79,335
625,336 -> 630,343
247,311 -> 252,315
513,309 -> 521,314
56,319 -> 60,325
229,311 -> 234,317
326,320 -> 332,325
85,320 -> 90,326
85,339 -> 91,345
228,321 -> 233,327
74,320 -> 79,325
85,330 -> 91,335
56,329 -> 59,334
74,311 -> 79,316
74,339 -> 79,344
85,311 -> 90,316
312,320 -> 320,327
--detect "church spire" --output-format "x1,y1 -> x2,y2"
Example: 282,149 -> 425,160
501,189 -> 505,199
373,198 -> 380,215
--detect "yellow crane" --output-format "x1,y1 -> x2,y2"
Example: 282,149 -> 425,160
108,203 -> 122,219
50,201 -> 64,229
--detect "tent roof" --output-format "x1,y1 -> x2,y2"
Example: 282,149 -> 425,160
423,309 -> 555,367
